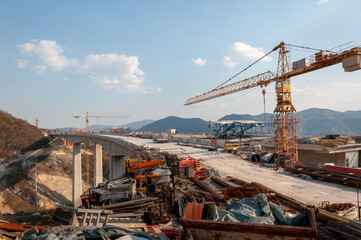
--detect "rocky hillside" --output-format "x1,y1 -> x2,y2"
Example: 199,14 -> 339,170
0,136 -> 110,214
0,110 -> 111,214
0,110 -> 43,161
0,137 -> 74,214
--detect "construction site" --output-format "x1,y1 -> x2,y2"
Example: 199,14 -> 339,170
1,39 -> 361,240
4,1 -> 361,239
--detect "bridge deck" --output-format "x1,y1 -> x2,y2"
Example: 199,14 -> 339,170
106,135 -> 358,207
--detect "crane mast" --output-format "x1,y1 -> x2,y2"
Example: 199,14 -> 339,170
185,41 -> 361,168
273,42 -> 298,167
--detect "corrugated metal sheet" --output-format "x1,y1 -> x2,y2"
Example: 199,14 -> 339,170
183,202 -> 204,220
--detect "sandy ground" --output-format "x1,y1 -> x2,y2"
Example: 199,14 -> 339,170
37,173 -> 73,204
0,137 -> 90,214
112,135 -> 359,207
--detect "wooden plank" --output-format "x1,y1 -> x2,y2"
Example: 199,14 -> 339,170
70,213 -> 77,226
107,222 -> 148,231
103,215 -> 109,227
100,197 -> 157,209
0,229 -> 18,238
87,213 -> 93,226
81,212 -> 88,226
0,222 -> 48,232
95,213 -> 101,227
109,213 -> 143,218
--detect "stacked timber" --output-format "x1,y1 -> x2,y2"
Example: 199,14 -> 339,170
100,197 -> 158,213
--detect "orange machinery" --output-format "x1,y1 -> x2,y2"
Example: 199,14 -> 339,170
127,159 -> 166,172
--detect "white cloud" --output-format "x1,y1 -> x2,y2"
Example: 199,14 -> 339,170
197,101 -> 227,107
222,56 -> 237,68
192,57 -> 207,66
147,86 -> 162,93
16,60 -> 28,69
223,42 -> 272,68
34,65 -> 47,74
292,81 -> 361,110
81,53 -> 158,93
318,0 -> 329,4
17,39 -> 78,72
17,39 -> 160,93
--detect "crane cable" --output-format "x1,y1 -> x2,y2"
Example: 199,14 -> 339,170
286,43 -> 335,53
212,44 -> 280,91
212,42 -> 332,92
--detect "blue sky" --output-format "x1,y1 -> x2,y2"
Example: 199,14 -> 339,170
1,0 -> 361,129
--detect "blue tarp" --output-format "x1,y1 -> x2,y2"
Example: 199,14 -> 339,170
205,193 -> 307,226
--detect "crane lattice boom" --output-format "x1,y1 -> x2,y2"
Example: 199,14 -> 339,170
185,71 -> 276,105
185,44 -> 361,106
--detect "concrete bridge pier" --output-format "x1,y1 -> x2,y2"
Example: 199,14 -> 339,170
94,143 -> 103,186
51,134 -> 138,207
110,155 -> 126,180
72,143 -> 82,207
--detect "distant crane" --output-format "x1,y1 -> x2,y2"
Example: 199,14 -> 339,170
185,41 -> 361,168
73,112 -> 131,133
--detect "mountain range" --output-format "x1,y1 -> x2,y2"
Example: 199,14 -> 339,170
139,108 -> 361,135
139,116 -> 209,133
56,108 -> 361,135
58,120 -> 154,132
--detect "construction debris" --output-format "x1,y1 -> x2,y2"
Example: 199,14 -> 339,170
81,177 -> 137,208
318,201 -> 356,213
316,135 -> 355,147
17,225 -> 159,240
285,166 -> 361,188
0,222 -> 48,233
101,197 -> 158,212
4,140 -> 361,240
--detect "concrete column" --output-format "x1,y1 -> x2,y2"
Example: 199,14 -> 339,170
94,144 -> 103,186
110,155 -> 126,180
72,143 -> 82,207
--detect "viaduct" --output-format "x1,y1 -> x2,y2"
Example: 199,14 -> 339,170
51,134 -> 149,207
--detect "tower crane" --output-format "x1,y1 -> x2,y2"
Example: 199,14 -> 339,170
73,112 -> 131,133
185,41 -> 361,168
